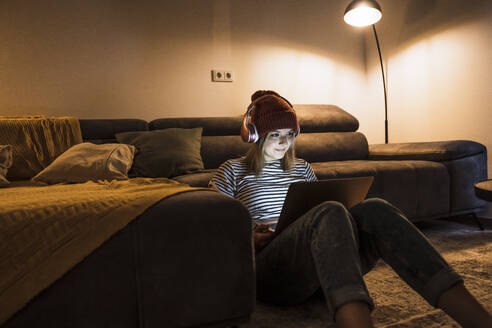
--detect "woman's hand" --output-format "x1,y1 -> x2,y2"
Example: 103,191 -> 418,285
253,224 -> 275,252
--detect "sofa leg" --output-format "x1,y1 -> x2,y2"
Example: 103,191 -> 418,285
471,213 -> 485,231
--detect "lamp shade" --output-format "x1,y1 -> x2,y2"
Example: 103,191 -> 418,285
344,0 -> 382,27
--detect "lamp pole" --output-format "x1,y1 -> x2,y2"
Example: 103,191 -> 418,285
343,0 -> 387,143
372,24 -> 388,144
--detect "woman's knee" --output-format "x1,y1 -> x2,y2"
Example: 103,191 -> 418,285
306,201 -> 359,252
351,198 -> 410,229
319,200 -> 347,212
354,198 -> 401,216
361,197 -> 392,208
307,201 -> 354,231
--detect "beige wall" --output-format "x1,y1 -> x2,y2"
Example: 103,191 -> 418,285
0,0 -> 366,120
0,0 -> 490,176
364,0 -> 492,177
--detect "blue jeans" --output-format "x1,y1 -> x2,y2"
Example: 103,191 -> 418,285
255,198 -> 463,320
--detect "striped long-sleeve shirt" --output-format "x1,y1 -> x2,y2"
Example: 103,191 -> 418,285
210,157 -> 317,225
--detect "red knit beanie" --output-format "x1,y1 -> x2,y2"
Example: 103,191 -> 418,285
241,90 -> 299,142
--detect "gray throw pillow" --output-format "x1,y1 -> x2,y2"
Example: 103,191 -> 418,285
115,128 -> 204,178
0,145 -> 13,187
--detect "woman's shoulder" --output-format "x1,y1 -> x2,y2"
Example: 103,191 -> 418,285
219,157 -> 247,170
293,157 -> 311,167
293,157 -> 317,180
223,157 -> 245,165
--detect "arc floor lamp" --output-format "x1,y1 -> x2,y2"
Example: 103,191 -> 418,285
344,0 -> 388,143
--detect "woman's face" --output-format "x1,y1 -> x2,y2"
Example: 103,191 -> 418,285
263,129 -> 295,162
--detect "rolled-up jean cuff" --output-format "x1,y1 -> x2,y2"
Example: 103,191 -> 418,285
326,284 -> 375,321
422,266 -> 463,307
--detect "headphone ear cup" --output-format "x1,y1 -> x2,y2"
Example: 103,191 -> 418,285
241,105 -> 260,143
241,114 -> 258,143
247,123 -> 258,143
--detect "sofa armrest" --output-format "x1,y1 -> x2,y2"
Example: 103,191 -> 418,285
136,190 -> 255,327
369,140 -> 486,162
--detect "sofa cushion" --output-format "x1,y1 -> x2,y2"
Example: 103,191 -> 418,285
310,160 -> 450,220
79,119 -> 149,144
172,169 -> 217,187
295,132 -> 368,162
199,132 -> 368,170
294,104 -> 359,132
149,105 -> 358,136
150,117 -> 243,136
369,140 -> 486,161
32,143 -> 136,184
116,128 -> 204,178
201,136 -> 250,170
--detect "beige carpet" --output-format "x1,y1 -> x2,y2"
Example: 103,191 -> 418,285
250,217 -> 492,327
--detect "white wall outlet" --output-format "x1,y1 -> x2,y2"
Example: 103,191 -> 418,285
211,69 -> 233,82
224,70 -> 233,82
211,70 -> 224,82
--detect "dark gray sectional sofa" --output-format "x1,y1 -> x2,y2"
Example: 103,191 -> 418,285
168,105 -> 487,222
4,105 -> 487,328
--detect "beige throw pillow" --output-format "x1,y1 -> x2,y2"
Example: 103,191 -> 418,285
32,142 -> 136,184
0,145 -> 13,187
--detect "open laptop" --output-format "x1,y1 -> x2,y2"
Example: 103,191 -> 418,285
273,176 -> 374,235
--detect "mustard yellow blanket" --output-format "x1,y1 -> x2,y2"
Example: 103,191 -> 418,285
0,178 -> 204,324
0,116 -> 82,180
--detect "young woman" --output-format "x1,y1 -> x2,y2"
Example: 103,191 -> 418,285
210,90 -> 492,328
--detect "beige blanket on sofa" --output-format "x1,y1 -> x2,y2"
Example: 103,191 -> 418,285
0,116 -> 82,180
0,178 -> 204,324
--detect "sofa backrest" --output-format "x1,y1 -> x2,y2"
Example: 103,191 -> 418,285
80,105 -> 369,169
79,119 -> 149,144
